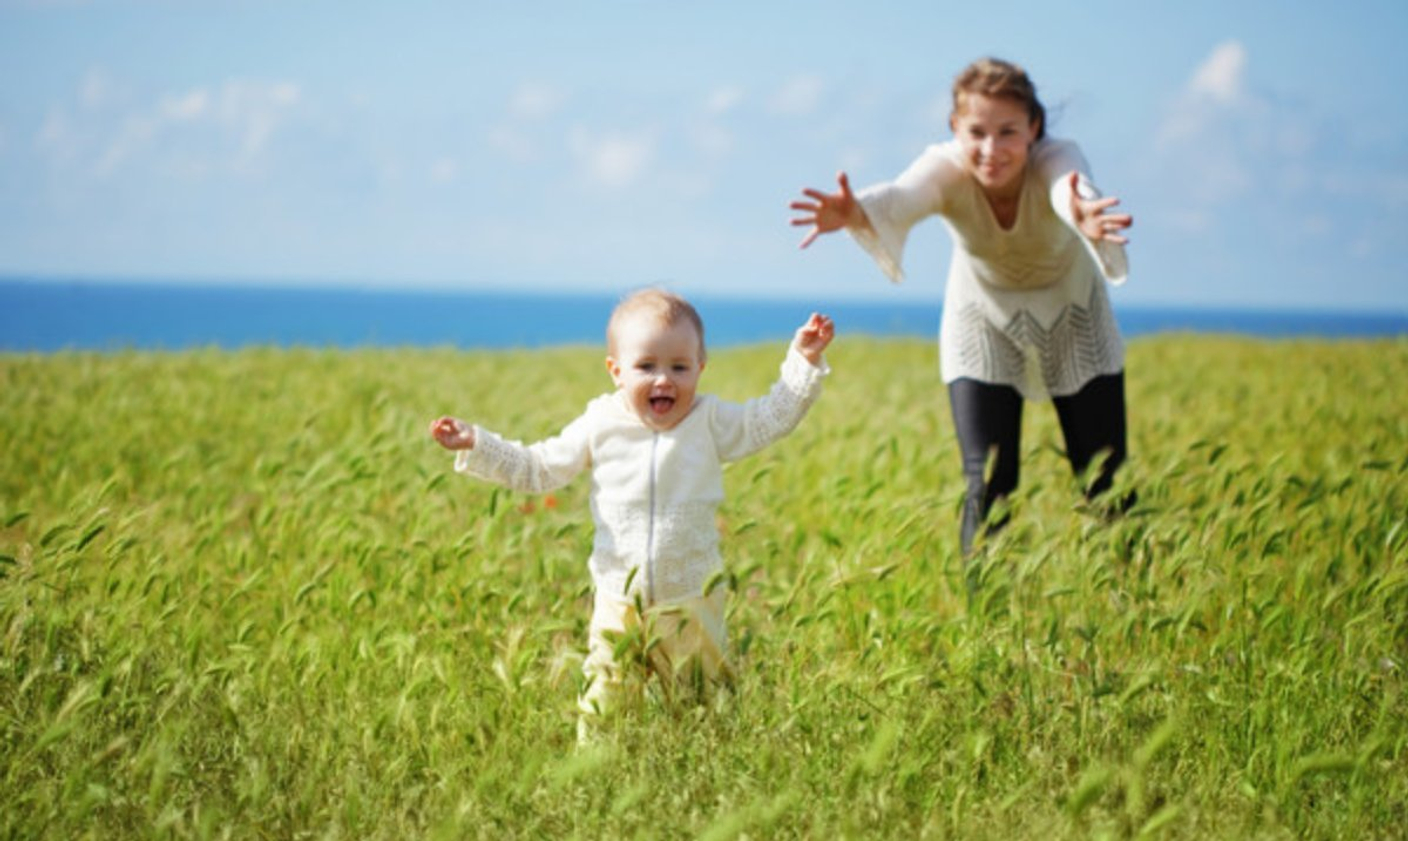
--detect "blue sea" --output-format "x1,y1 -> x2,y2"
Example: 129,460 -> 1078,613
2,278 -> 1405,353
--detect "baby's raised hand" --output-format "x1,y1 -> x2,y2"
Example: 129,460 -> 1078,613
429,416 -> 476,450
793,313 -> 835,367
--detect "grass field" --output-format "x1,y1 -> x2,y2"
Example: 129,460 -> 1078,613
2,334 -> 1405,839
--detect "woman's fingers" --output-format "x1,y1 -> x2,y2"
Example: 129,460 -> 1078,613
793,174 -> 858,247
1097,213 -> 1131,243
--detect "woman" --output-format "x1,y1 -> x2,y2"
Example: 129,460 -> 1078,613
790,57 -> 1135,554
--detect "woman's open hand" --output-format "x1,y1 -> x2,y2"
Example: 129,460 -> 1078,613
1069,171 -> 1132,245
790,172 -> 865,249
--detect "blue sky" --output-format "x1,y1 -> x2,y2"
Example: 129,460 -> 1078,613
2,0 -> 1405,311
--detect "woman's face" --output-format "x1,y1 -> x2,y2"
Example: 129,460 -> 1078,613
951,93 -> 1040,197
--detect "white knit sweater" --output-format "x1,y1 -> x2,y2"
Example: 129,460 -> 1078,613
852,137 -> 1128,399
454,346 -> 828,604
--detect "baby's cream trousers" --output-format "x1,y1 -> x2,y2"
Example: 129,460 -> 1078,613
578,587 -> 731,718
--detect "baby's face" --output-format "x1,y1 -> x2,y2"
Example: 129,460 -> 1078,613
606,314 -> 705,431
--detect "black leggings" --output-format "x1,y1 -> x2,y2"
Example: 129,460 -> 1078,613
948,372 -> 1131,553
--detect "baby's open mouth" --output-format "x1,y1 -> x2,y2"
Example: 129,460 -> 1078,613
649,396 -> 675,415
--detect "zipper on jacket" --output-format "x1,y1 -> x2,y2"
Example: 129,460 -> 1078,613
644,431 -> 659,605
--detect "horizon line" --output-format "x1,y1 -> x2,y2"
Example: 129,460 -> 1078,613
2,273 -> 1406,318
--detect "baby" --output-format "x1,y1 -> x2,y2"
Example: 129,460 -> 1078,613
430,288 -> 833,727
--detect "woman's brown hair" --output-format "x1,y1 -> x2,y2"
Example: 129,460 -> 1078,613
951,57 -> 1047,140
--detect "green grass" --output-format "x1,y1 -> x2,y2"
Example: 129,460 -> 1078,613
2,335 -> 1405,839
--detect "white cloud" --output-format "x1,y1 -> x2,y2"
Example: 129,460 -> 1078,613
692,123 -> 733,158
509,82 -> 564,121
836,148 -> 871,178
160,90 -> 209,122
488,125 -> 538,164
1147,39 -> 1407,271
706,86 -> 744,115
1320,171 -> 1408,209
1155,41 -> 1251,150
80,68 -> 124,110
1159,208 -> 1212,234
770,75 -> 824,117
66,78 -> 305,176
36,68 -> 130,164
429,157 -> 460,184
1188,40 -> 1246,105
95,113 -> 158,174
923,93 -> 951,129
569,127 -> 657,189
680,87 -> 745,160
488,82 -> 567,165
1301,214 -> 1331,236
270,83 -> 299,106
1151,41 -> 1262,203
215,80 -> 301,160
36,108 -> 72,155
658,170 -> 714,201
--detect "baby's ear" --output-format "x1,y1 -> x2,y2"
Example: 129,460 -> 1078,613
605,356 -> 622,385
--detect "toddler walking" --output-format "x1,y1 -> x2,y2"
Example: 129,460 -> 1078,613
429,289 -> 833,729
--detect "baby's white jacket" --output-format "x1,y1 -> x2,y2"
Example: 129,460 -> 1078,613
454,346 -> 828,604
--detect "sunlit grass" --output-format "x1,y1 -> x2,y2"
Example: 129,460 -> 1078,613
2,335 -> 1405,839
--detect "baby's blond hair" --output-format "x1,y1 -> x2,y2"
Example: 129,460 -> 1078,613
606,288 -> 707,361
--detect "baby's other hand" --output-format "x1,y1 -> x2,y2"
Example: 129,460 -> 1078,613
794,313 -> 835,367
429,416 -> 475,450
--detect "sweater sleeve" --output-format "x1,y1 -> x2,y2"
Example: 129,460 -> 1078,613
850,145 -> 953,284
709,345 -> 829,463
1039,139 -> 1129,286
453,402 -> 595,493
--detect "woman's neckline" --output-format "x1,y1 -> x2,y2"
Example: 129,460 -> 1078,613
981,178 -> 1025,232
962,148 -> 1030,232
985,190 -> 1022,231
